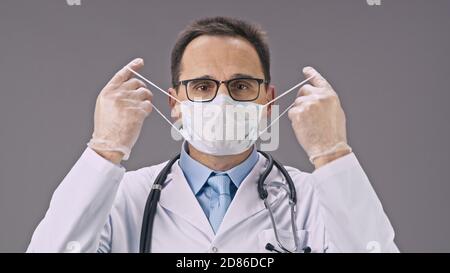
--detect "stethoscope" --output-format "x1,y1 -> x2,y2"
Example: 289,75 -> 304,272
139,150 -> 311,253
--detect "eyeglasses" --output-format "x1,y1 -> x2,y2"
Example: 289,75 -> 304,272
177,77 -> 269,102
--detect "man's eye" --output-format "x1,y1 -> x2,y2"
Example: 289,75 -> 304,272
195,84 -> 210,91
191,81 -> 214,92
237,84 -> 249,90
231,80 -> 252,91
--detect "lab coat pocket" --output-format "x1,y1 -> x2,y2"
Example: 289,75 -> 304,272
258,228 -> 309,253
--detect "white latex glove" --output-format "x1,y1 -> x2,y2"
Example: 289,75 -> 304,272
88,58 -> 153,162
288,67 -> 351,167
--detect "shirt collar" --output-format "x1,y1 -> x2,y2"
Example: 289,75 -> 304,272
178,142 -> 259,195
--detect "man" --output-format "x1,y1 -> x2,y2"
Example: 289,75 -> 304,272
27,17 -> 398,253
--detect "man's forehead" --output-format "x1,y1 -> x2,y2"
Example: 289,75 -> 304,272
180,35 -> 264,80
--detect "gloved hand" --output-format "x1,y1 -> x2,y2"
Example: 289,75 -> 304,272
87,58 -> 153,163
288,67 -> 351,167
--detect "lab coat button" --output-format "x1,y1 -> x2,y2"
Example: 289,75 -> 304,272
211,246 -> 218,253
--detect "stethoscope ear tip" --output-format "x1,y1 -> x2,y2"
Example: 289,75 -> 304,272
266,242 -> 312,253
265,243 -> 281,253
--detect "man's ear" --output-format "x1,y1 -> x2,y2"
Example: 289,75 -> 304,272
168,87 -> 181,120
168,87 -> 177,107
265,84 -> 275,116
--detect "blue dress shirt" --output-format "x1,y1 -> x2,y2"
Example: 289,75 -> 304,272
178,142 -> 259,219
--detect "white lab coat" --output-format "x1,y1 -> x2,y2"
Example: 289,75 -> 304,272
27,147 -> 398,253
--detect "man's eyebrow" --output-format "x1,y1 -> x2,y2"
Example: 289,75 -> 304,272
185,73 -> 262,81
186,75 -> 215,81
229,73 -> 260,79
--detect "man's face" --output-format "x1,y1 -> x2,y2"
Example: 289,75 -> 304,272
169,35 -> 274,117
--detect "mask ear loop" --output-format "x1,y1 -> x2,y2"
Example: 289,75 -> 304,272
126,67 -> 185,138
126,67 -> 315,141
262,74 -> 316,108
126,67 -> 181,104
258,74 -> 316,137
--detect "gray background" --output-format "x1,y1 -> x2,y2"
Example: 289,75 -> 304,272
0,0 -> 449,252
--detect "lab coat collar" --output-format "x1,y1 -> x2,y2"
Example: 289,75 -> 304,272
217,152 -> 284,235
159,160 -> 215,239
158,151 -> 284,239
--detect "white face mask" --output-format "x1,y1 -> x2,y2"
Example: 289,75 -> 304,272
179,94 -> 266,155
126,67 -> 315,156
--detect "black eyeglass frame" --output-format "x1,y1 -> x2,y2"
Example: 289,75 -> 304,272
177,77 -> 269,102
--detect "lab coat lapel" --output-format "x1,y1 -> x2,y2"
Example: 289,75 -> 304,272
158,160 -> 215,239
218,153 -> 282,234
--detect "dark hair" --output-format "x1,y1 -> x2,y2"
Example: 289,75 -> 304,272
170,16 -> 271,87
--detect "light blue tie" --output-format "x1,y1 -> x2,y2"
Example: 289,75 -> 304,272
207,173 -> 232,233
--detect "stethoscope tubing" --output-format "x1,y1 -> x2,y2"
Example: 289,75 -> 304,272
139,151 -> 297,253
